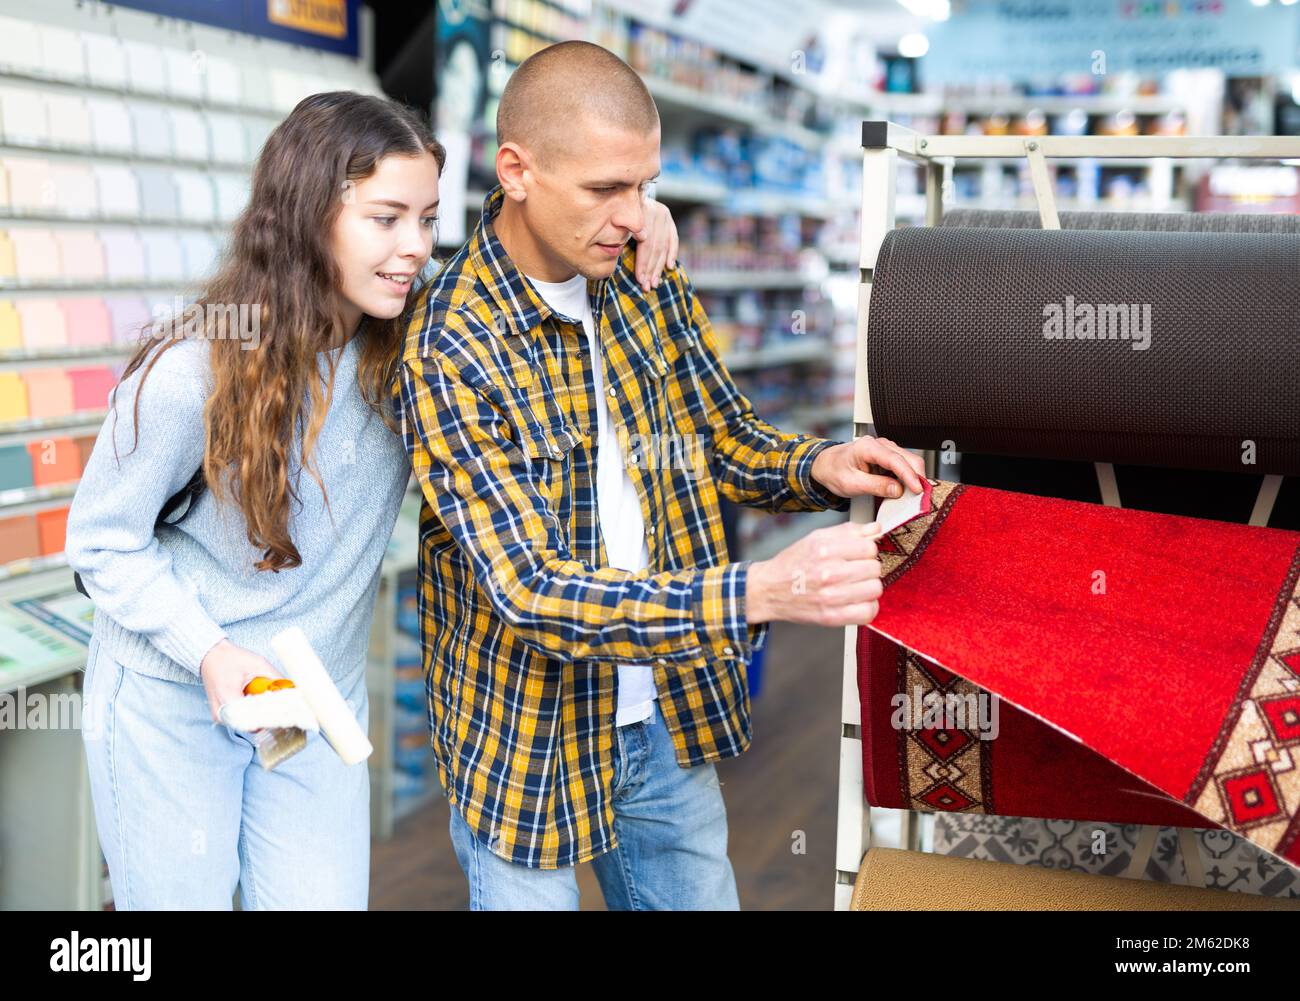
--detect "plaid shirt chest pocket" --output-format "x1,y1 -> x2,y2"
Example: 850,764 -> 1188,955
468,364 -> 593,545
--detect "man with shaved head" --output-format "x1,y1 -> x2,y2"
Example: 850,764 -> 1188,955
398,40 -> 923,910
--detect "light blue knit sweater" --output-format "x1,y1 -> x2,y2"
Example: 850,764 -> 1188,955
64,334 -> 411,686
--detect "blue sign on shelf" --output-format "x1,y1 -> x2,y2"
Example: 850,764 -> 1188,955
926,0 -> 1299,83
113,0 -> 361,57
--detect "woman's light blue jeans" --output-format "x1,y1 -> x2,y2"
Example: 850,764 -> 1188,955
81,635 -> 371,910
448,700 -> 740,910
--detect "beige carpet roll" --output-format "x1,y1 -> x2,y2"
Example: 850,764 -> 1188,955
851,848 -> 1300,911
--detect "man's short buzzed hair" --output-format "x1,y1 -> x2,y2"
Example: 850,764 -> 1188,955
496,41 -> 660,163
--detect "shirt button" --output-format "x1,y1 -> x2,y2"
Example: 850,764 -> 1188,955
549,447 -> 561,459
656,657 -> 668,666
723,646 -> 735,657
607,387 -> 616,397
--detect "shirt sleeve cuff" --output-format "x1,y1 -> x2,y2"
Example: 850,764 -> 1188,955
787,437 -> 851,511
692,562 -> 763,663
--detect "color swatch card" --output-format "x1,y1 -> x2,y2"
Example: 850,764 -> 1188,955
82,33 -> 128,90
16,300 -> 66,349
206,112 -> 247,165
0,372 -> 28,420
0,86 -> 48,146
5,158 -> 53,211
22,369 -> 73,418
54,230 -> 106,281
61,297 -> 112,348
169,108 -> 210,161
11,230 -> 61,280
99,231 -> 146,282
129,102 -> 172,159
45,94 -> 93,148
0,442 -> 33,491
0,514 -> 40,564
93,165 -> 141,218
86,97 -> 133,155
26,436 -> 80,486
50,164 -> 98,217
0,300 -> 19,350
67,367 -> 115,411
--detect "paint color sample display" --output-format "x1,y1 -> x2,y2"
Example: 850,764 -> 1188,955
26,436 -> 80,485
207,112 -> 247,165
16,300 -> 66,349
74,434 -> 95,470
50,164 -> 97,216
94,165 -> 141,217
45,95 -> 92,148
100,231 -> 146,282
86,97 -> 133,154
22,369 -> 73,418
136,167 -> 178,220
60,298 -> 112,347
169,109 -> 210,161
54,231 -> 106,281
129,102 -> 172,159
106,297 -> 150,343
6,157 -> 53,210
141,232 -> 184,281
12,230 -> 61,280
0,443 -> 33,491
0,372 -> 28,421
0,301 -> 19,350
0,87 -> 47,145
67,367 -> 116,411
36,505 -> 68,554
0,514 -> 40,563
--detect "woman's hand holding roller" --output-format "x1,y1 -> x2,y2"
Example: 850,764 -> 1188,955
199,640 -> 282,724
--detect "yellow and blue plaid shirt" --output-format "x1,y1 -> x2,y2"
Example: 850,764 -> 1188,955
395,185 -> 848,868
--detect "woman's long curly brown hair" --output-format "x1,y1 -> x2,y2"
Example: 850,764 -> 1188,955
117,92 -> 445,571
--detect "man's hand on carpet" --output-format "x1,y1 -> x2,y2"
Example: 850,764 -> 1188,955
745,521 -> 882,627
811,436 -> 925,500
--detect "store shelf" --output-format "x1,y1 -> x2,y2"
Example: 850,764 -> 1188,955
655,177 -> 729,204
933,94 -> 1182,116
0,345 -> 133,364
0,208 -> 233,230
694,270 -> 818,291
0,552 -> 69,583
0,481 -> 77,508
641,73 -> 828,150
723,338 -> 830,371
0,65 -> 296,122
0,137 -> 255,171
0,410 -> 108,436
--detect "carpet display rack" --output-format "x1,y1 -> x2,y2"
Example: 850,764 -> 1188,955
835,122 -> 1300,911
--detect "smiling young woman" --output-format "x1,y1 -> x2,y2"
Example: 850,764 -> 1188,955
65,92 -> 447,910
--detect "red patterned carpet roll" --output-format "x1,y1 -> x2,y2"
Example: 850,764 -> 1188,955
858,479 -> 1300,867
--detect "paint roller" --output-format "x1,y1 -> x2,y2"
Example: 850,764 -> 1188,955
269,626 -> 373,766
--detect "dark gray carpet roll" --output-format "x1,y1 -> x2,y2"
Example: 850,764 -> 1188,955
940,208 -> 1300,233
867,226 -> 1300,475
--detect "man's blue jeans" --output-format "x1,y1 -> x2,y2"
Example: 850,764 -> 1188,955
448,700 -> 740,910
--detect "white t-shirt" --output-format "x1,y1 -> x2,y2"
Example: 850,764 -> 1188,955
526,273 -> 657,726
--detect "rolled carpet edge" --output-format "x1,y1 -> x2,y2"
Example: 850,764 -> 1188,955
850,847 -> 1300,911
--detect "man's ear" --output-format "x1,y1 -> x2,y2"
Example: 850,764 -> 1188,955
496,142 -> 530,202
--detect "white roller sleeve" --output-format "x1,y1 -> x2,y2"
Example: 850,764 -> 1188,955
270,626 -> 373,765
218,689 -> 318,733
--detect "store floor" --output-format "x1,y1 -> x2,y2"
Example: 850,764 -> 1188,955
370,621 -> 845,910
